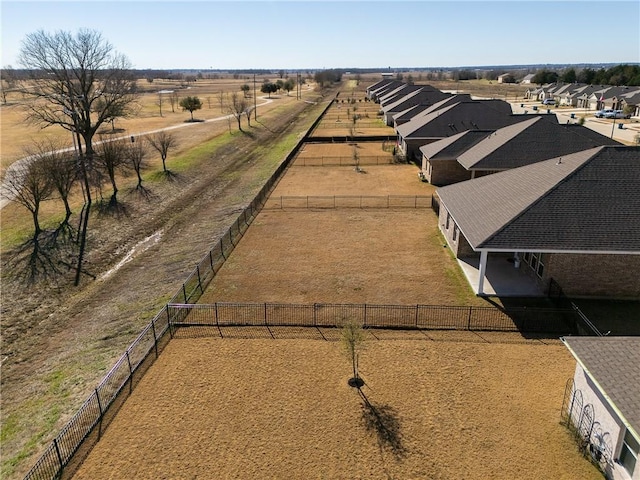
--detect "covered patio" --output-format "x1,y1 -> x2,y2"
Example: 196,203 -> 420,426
457,252 -> 543,297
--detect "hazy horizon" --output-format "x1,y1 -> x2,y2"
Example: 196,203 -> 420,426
2,1 -> 639,70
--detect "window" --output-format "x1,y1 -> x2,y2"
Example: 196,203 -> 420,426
523,252 -> 531,263
446,212 -> 451,229
453,225 -> 458,242
536,259 -> 545,278
620,429 -> 639,476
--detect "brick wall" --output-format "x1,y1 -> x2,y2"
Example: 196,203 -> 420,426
438,206 -> 475,258
425,159 -> 472,186
545,253 -> 640,298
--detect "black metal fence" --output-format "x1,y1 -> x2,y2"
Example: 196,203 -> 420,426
167,302 -> 577,335
548,278 -> 603,336
23,310 -> 171,480
263,195 -> 432,210
22,95 -> 339,480
293,155 -> 395,166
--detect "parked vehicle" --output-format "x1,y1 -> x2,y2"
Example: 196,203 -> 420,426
595,109 -> 615,118
604,110 -> 630,119
542,98 -> 556,105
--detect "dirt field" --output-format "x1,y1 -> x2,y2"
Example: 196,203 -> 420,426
73,335 -> 602,480
198,156 -> 478,306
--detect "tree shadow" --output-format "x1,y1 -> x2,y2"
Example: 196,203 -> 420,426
5,231 -> 78,285
128,184 -> 157,202
358,389 -> 407,461
184,118 -> 205,123
96,199 -> 130,218
241,129 -> 256,139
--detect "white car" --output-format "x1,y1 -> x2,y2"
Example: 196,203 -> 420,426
542,98 -> 555,105
604,110 -> 630,119
594,109 -> 614,118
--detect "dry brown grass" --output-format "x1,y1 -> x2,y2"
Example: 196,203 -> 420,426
199,157 -> 480,307
0,75 -> 314,174
73,336 -> 602,480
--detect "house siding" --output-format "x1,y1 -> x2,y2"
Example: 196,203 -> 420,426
572,365 -> 640,480
424,158 -> 471,186
544,253 -> 640,298
438,208 -> 475,257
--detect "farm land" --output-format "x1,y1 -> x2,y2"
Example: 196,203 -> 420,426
0,75 -> 617,479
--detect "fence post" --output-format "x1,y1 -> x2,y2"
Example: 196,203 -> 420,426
415,304 -> 419,328
197,266 -> 203,294
182,284 -> 188,304
126,351 -> 133,394
265,303 -> 275,339
467,307 -> 473,330
53,438 -> 64,473
95,388 -> 104,438
313,303 -> 317,327
215,303 -> 223,338
209,250 -> 214,270
151,320 -> 158,358
220,241 -> 226,260
363,304 -> 367,328
229,229 -> 234,246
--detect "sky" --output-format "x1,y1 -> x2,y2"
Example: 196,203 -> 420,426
1,0 -> 639,70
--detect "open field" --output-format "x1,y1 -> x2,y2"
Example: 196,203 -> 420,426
0,75 -> 315,173
73,336 -> 602,480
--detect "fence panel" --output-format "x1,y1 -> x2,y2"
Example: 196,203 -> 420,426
23,443 -> 61,480
417,305 -> 468,329
363,304 -> 417,328
54,394 -> 102,466
266,304 -> 316,326
314,304 -> 365,326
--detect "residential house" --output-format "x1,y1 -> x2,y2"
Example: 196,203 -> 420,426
618,90 -> 640,117
436,146 -> 640,298
366,79 -> 400,100
420,115 -> 620,186
520,74 -> 535,84
396,96 -> 518,161
562,336 -> 640,480
380,87 -> 451,126
497,73 -> 515,84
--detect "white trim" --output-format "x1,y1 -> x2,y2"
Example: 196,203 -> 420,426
475,247 -> 640,255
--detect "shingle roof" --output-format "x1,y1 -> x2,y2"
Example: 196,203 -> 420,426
378,84 -> 423,105
420,130 -> 494,160
437,146 -> 640,251
396,99 -> 518,140
457,116 -> 621,171
563,336 -> 640,438
382,89 -> 451,114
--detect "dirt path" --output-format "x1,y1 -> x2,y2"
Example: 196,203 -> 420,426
0,89 -> 335,480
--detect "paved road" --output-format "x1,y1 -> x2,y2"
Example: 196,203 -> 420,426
511,101 -> 640,144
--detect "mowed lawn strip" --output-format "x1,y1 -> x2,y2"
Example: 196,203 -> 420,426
72,337 -> 602,480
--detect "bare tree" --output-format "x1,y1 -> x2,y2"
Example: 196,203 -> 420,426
157,92 -> 164,117
170,91 -> 179,113
127,139 -> 148,189
2,154 -> 53,241
147,131 -> 177,173
1,65 -> 17,104
38,140 -> 78,226
96,136 -> 129,205
227,92 -> 248,132
18,28 -> 138,285
341,319 -> 366,387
